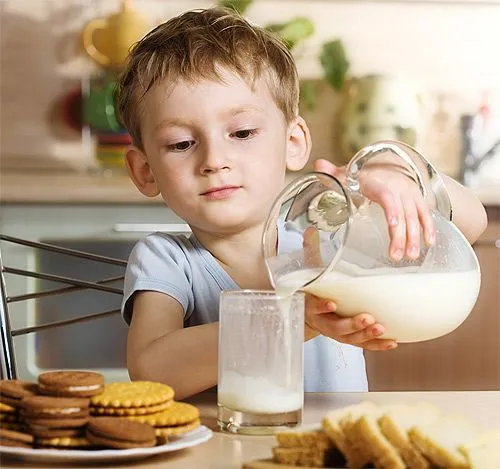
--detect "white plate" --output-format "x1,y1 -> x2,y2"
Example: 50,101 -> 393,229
0,425 -> 212,463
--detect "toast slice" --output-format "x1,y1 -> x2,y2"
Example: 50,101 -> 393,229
459,430 -> 500,468
378,402 -> 441,469
272,446 -> 325,467
321,401 -> 377,467
275,427 -> 331,449
273,427 -> 336,467
409,414 -> 480,468
348,412 -> 405,469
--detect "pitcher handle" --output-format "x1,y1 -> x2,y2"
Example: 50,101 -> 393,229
345,140 -> 452,220
82,18 -> 111,67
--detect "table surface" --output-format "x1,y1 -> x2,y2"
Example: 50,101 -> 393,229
2,391 -> 499,469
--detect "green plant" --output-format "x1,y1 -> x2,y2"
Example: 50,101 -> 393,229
217,0 -> 350,110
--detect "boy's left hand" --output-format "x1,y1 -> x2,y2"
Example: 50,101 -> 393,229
313,158 -> 436,261
305,294 -> 398,351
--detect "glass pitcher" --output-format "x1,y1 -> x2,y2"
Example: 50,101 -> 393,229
262,141 -> 481,343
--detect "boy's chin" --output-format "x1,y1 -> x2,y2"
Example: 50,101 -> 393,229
198,212 -> 265,233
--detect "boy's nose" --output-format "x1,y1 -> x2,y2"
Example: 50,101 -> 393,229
199,145 -> 231,174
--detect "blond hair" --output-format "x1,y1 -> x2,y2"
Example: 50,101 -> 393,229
116,7 -> 299,149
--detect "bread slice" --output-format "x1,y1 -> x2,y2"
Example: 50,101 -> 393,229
272,446 -> 326,467
348,412 -> 405,469
322,401 -> 377,467
459,430 -> 500,468
378,402 -> 441,469
409,414 -> 480,468
275,427 -> 331,449
273,427 -> 336,467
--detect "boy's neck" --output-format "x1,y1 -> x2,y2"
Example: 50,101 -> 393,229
192,223 -> 272,290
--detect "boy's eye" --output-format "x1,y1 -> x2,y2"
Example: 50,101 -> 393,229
230,129 -> 257,139
168,140 -> 194,152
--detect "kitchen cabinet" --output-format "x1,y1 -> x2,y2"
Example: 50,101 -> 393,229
365,206 -> 500,391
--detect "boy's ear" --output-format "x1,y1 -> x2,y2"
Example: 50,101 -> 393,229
125,147 -> 160,197
285,116 -> 312,171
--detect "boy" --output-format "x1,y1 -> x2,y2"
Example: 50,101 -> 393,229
117,8 -> 487,399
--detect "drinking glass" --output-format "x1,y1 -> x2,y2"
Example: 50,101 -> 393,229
217,290 -> 304,435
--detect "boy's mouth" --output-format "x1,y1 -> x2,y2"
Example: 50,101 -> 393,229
200,185 -> 241,200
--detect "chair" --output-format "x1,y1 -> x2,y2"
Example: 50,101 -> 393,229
0,234 -> 127,380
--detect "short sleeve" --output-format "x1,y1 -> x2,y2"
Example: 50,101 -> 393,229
121,234 -> 194,325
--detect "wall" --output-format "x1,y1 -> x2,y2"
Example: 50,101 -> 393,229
1,0 -> 499,176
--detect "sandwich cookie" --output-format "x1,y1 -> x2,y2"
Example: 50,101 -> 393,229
86,417 -> 157,449
0,401 -> 23,432
35,436 -> 93,449
21,396 -> 90,428
0,380 -> 38,408
37,371 -> 104,397
0,428 -> 34,447
126,401 -> 200,437
90,381 -> 174,416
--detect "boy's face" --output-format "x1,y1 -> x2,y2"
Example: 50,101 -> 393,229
126,68 -> 310,235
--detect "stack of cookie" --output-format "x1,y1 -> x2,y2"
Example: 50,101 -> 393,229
0,371 -> 201,451
89,382 -> 201,439
0,380 -> 38,433
269,401 -> 500,468
21,396 -> 92,449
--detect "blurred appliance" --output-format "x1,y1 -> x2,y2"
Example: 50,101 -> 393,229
0,204 -> 189,383
460,106 -> 500,188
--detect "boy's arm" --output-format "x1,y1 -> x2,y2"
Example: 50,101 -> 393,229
313,158 -> 487,246
440,173 -> 488,243
127,291 -> 218,400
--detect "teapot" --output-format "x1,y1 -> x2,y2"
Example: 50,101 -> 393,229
82,0 -> 150,69
262,141 -> 481,343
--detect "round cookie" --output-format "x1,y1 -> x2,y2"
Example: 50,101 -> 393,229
0,380 -> 38,407
155,418 -> 201,437
127,401 -> 199,426
86,417 -> 156,449
38,371 -> 104,397
0,428 -> 34,447
0,402 -> 16,414
35,436 -> 93,449
90,400 -> 172,416
27,425 -> 85,439
21,396 -> 90,428
126,401 -> 200,436
90,381 -> 174,409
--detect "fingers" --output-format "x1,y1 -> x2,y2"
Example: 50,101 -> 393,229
375,188 -> 407,261
303,227 -> 323,268
350,338 -> 398,352
312,159 -> 346,183
401,194 -> 420,259
310,312 -> 397,351
305,297 -> 398,351
417,199 -> 436,246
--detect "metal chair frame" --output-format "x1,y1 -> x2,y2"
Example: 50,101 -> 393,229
0,234 -> 127,380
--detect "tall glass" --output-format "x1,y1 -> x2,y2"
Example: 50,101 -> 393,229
217,290 -> 304,435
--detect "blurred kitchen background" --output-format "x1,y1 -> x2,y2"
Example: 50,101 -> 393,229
0,0 -> 499,391
1,0 -> 500,181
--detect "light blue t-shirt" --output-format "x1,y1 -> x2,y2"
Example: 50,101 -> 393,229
122,232 -> 368,392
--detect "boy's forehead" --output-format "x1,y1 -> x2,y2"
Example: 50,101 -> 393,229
142,68 -> 280,124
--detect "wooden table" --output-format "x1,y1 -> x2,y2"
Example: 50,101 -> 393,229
2,391 -> 499,468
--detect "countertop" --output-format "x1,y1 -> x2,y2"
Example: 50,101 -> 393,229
1,391 -> 499,469
1,169 -> 499,206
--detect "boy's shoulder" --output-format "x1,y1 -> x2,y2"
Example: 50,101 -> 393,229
130,231 -> 201,264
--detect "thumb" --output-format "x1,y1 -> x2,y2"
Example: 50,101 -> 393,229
313,158 -> 345,181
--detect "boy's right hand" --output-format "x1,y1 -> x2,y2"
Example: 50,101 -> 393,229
305,295 -> 398,351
